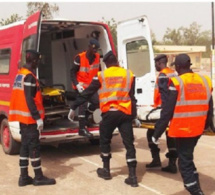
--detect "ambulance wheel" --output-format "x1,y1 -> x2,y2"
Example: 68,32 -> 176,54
0,119 -> 20,155
89,138 -> 100,145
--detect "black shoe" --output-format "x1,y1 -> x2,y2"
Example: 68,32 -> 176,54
18,176 -> 33,187
190,189 -> 205,195
33,176 -> 56,186
79,128 -> 93,138
124,176 -> 138,187
97,168 -> 111,180
161,164 -> 177,174
146,159 -> 161,168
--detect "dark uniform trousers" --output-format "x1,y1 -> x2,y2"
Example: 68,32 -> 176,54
175,136 -> 201,192
19,123 -> 42,177
99,110 -> 137,167
78,92 -> 99,129
147,129 -> 177,159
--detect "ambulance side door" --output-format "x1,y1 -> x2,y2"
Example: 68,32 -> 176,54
117,16 -> 155,106
20,11 -> 42,67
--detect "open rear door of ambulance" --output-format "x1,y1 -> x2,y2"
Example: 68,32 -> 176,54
20,11 -> 42,67
117,15 -> 155,106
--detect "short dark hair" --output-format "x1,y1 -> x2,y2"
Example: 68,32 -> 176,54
171,53 -> 192,67
103,51 -> 118,67
154,54 -> 168,64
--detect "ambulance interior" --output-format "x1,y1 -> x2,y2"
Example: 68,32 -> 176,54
38,20 -> 111,90
23,20 -> 112,127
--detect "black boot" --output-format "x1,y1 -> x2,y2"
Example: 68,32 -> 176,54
79,118 -> 93,138
97,168 -> 111,180
190,190 -> 205,195
97,154 -> 112,180
194,172 -> 201,189
124,167 -> 138,187
79,128 -> 93,138
19,176 -> 33,187
33,168 -> 56,186
146,156 -> 161,168
161,158 -> 177,173
186,183 -> 204,195
33,175 -> 56,186
85,109 -> 94,127
18,168 -> 33,187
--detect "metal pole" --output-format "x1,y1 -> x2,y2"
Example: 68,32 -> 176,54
212,2 -> 214,50
212,2 -> 215,87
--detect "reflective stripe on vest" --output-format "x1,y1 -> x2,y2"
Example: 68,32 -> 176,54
168,73 -> 211,137
9,68 -> 44,124
75,52 -> 100,89
98,67 -> 133,115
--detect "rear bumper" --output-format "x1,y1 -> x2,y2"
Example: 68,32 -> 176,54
9,120 -> 119,144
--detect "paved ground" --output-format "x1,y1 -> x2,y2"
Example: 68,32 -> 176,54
0,127 -> 214,195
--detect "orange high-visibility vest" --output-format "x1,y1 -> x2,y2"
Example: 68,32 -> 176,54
168,73 -> 212,137
74,51 -> 100,89
98,66 -> 134,115
154,67 -> 176,107
9,68 -> 45,124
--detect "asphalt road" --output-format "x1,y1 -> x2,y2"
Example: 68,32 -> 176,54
0,128 -> 214,195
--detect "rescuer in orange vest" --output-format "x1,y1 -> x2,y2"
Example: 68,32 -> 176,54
9,50 -> 56,187
70,39 -> 100,138
68,51 -> 139,187
146,54 -> 178,174
152,54 -> 214,195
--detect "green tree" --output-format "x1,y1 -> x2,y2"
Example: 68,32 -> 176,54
99,17 -> 117,50
182,22 -> 202,45
163,27 -> 183,45
162,22 -> 211,57
0,14 -> 23,26
151,30 -> 158,45
27,2 -> 59,19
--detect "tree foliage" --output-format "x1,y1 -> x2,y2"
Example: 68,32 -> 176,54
0,14 -> 23,26
151,30 -> 158,45
27,2 -> 59,19
99,17 -> 117,50
162,22 -> 211,57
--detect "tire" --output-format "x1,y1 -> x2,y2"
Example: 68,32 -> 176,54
0,119 -> 20,155
89,138 -> 100,145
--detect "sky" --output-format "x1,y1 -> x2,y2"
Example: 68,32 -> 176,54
0,1 -> 212,41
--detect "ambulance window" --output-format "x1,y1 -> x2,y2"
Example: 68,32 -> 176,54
20,35 -> 37,67
126,39 -> 150,77
0,48 -> 11,74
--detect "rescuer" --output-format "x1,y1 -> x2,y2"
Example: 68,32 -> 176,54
152,53 -> 214,195
146,54 -> 178,174
9,50 -> 56,187
70,38 -> 100,138
68,51 -> 139,187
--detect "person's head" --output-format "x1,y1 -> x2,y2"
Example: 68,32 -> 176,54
103,51 -> 118,68
171,53 -> 192,74
25,49 -> 41,69
87,39 -> 100,55
154,54 -> 168,71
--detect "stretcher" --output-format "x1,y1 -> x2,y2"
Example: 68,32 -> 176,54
136,106 -> 215,136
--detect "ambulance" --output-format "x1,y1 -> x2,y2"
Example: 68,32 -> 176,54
0,11 -> 155,154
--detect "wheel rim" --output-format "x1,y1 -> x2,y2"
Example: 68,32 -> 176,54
3,124 -> 10,149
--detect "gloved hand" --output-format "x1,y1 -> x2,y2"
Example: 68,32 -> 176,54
76,83 -> 84,93
133,118 -> 141,127
152,136 -> 159,145
36,119 -> 44,131
68,109 -> 75,122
